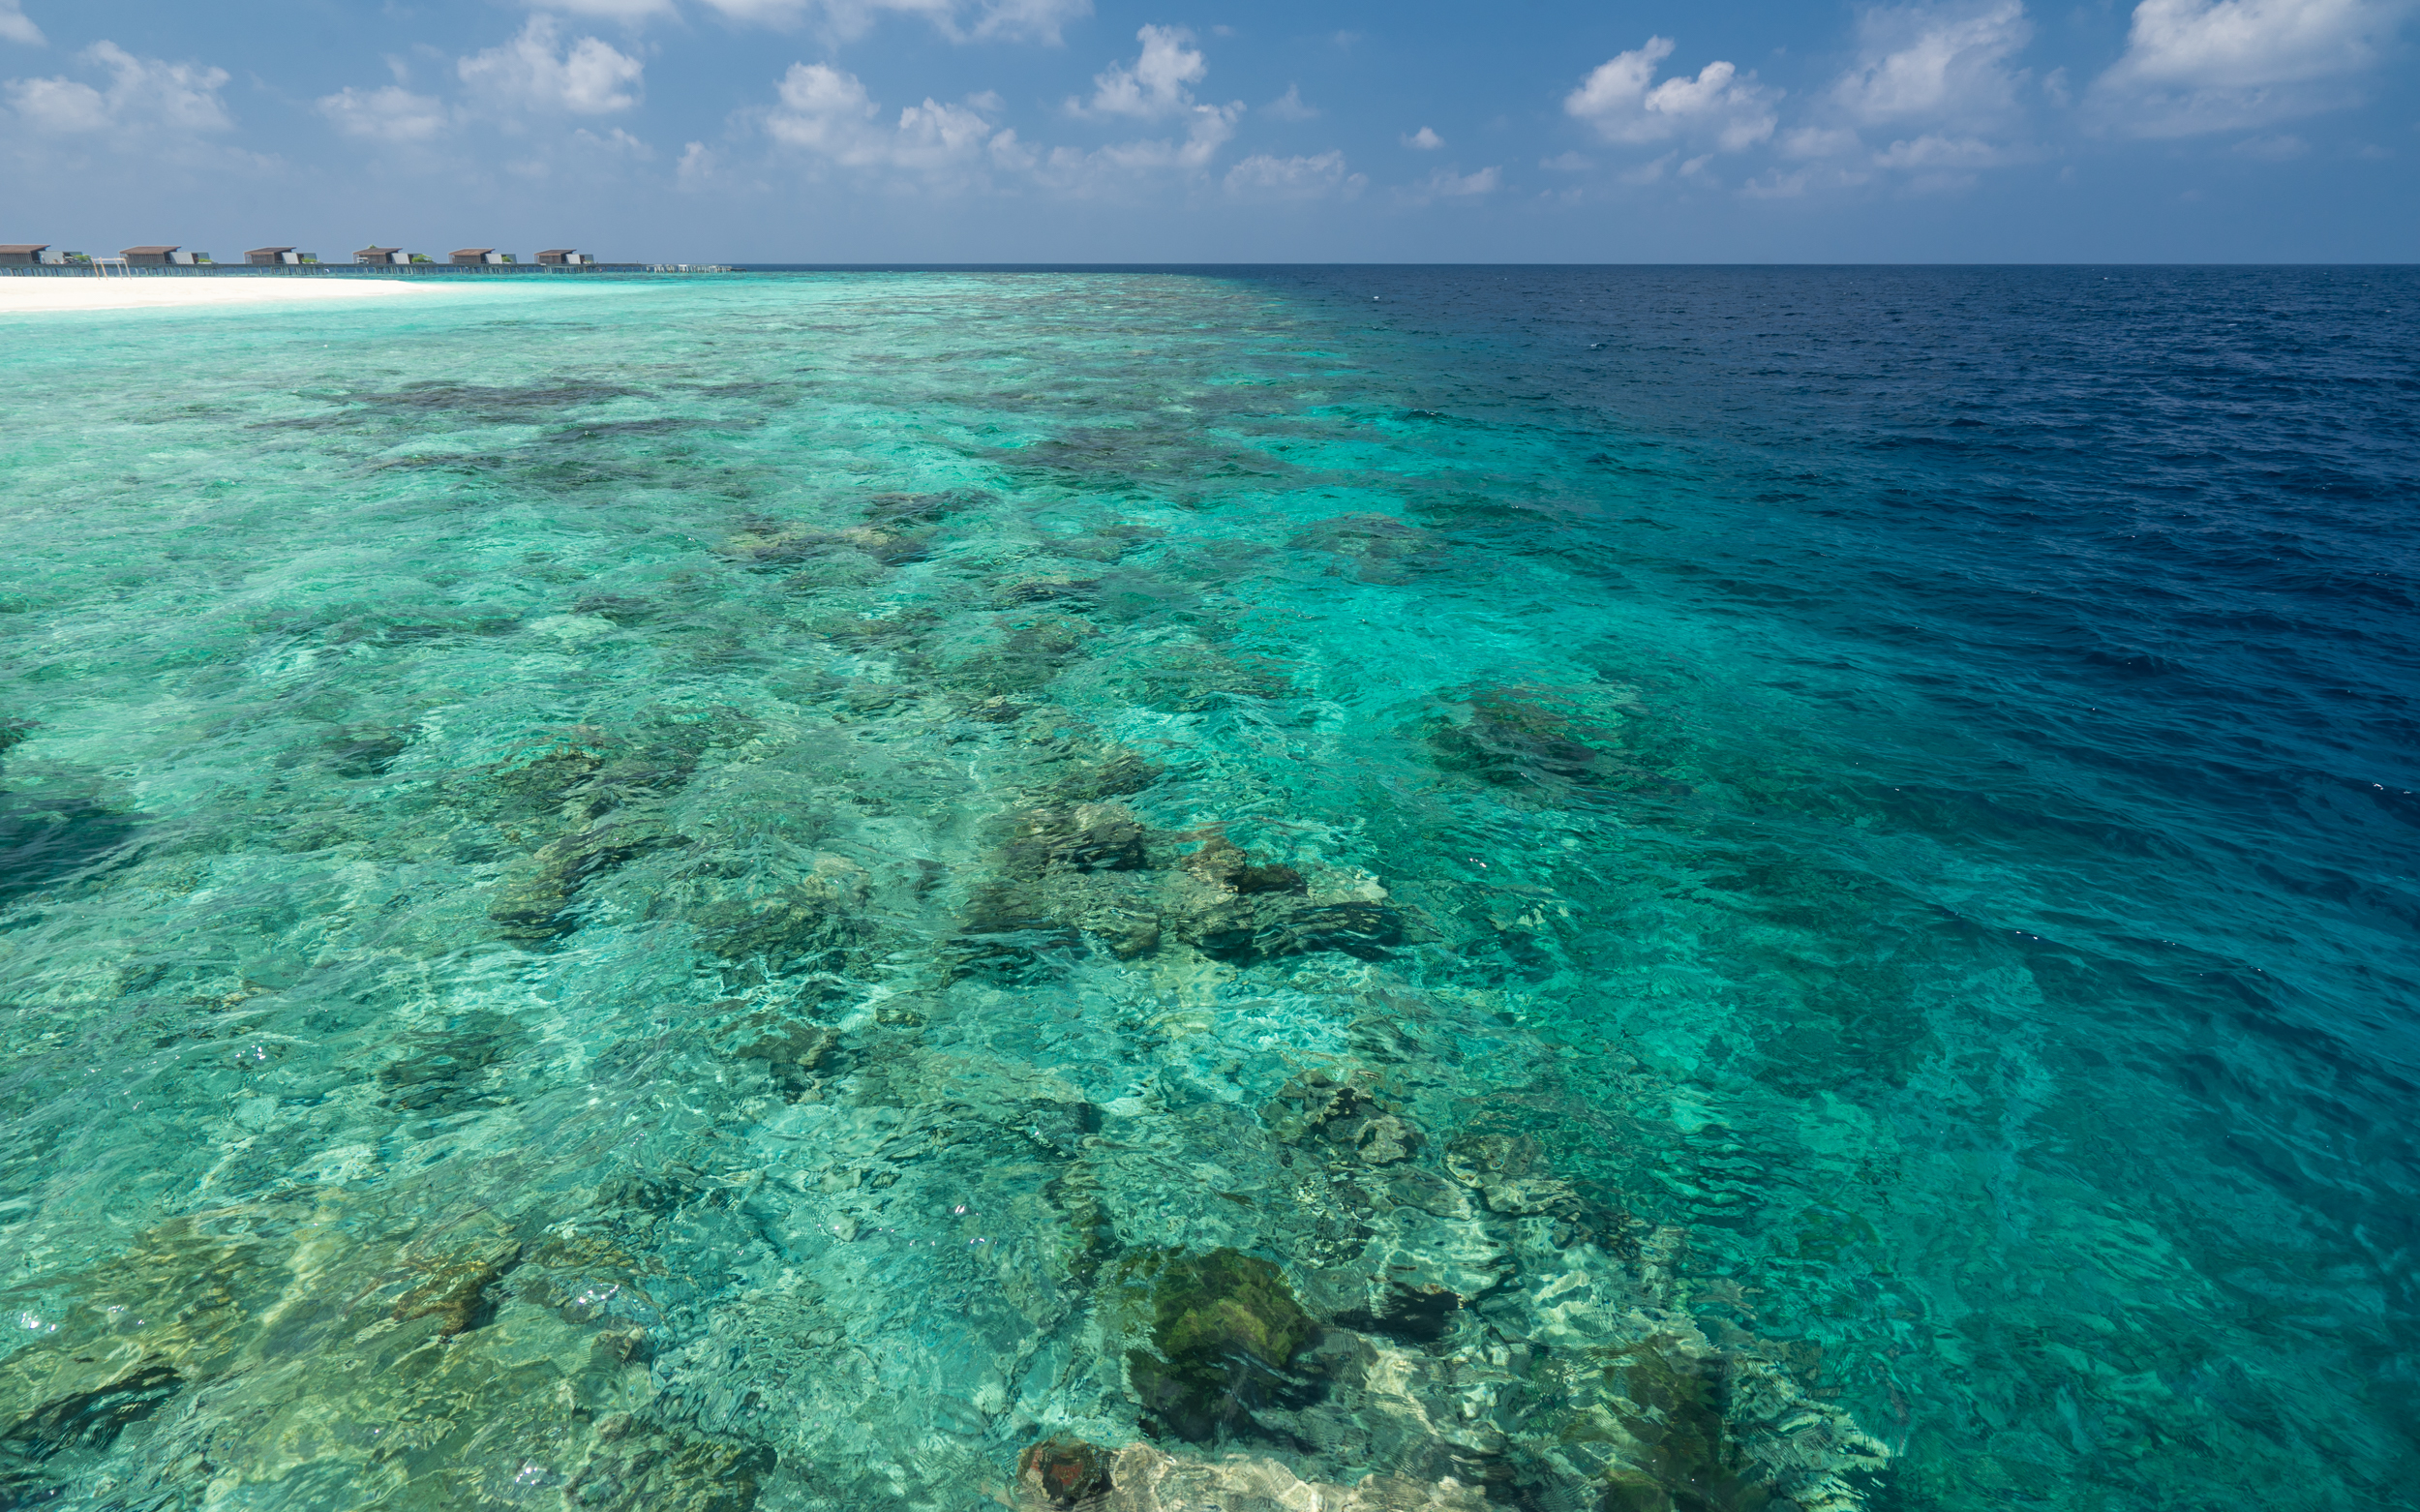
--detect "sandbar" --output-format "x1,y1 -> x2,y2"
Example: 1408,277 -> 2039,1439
0,277 -> 444,314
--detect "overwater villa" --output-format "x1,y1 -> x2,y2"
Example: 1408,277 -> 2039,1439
0,244 -> 48,265
355,246 -> 410,265
536,249 -> 590,266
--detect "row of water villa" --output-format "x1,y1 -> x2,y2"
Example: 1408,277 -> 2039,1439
0,243 -> 702,274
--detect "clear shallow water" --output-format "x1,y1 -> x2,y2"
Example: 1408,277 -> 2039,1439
0,267 -> 2413,1512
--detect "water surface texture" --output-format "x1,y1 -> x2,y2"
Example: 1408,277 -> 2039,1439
2,267 -> 2415,1512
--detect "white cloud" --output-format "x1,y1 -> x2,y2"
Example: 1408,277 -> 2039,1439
572,124 -> 651,156
987,127 -> 1038,170
1780,125 -> 1864,158
317,19 -> 642,151
892,95 -> 996,166
5,41 -> 231,133
959,0 -> 1088,42
1403,125 -> 1443,149
5,71 -> 100,130
1619,150 -> 1678,183
0,0 -> 43,47
1400,164 -> 1500,202
458,17 -> 644,115
1224,148 -> 1363,197
1008,100 -> 1236,195
695,0 -> 1088,42
765,60 -> 881,157
527,0 -> 680,22
765,61 -> 1011,176
1872,131 -> 2012,166
1540,149 -> 1592,170
1263,83 -> 1316,120
1077,102 -> 1236,167
696,0 -> 808,21
318,83 -> 449,140
753,49 -> 1245,196
1071,23 -> 1204,117
1014,20 -> 1247,189
1564,37 -> 1778,151
1832,0 -> 2032,125
1871,130 -> 2020,189
2094,0 -> 2414,136
1741,162 -> 1873,197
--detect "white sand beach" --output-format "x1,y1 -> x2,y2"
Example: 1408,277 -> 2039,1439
0,277 -> 443,314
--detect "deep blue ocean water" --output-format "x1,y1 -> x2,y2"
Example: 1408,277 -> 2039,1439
1,266 -> 2414,1512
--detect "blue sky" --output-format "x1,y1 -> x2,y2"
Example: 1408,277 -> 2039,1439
2,0 -> 2414,260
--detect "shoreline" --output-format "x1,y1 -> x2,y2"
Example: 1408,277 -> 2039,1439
0,279 -> 451,314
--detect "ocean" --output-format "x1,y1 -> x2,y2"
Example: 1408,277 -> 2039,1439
2,266 -> 2413,1511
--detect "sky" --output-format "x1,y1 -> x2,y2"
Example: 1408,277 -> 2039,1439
2,0 -> 2415,261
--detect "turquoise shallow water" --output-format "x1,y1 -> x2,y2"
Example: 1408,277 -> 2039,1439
1,269 -> 2414,1512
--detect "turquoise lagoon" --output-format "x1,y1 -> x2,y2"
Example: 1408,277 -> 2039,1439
1,269 -> 2413,1511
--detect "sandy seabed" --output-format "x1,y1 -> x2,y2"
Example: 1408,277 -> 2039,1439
0,277 -> 442,313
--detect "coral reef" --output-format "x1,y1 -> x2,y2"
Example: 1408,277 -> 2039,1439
0,281 -> 1905,1512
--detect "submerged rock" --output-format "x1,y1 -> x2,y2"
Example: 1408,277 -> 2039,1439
1109,644 -> 1295,713
949,882 -> 1087,982
1570,1337 -> 1893,1512
1504,1245 -> 1890,1512
377,1011 -> 526,1113
865,488 -> 991,528
482,724 -> 710,823
1019,1436 -> 1115,1505
1119,1249 -> 1316,1443
1287,514 -> 1460,585
560,1416 -> 774,1512
571,592 -> 656,623
730,520 -> 929,569
322,722 -> 412,776
1267,1073 -> 1423,1166
735,1018 -> 839,1101
0,1193 -> 752,1511
0,791 -> 139,909
490,726 -> 619,812
0,1359 -> 182,1502
1444,1134 -> 1580,1217
1008,802 -> 1148,873
1330,1282 -> 1463,1345
1184,835 -> 1304,896
1044,1164 -> 1121,1287
1014,1442 -> 1488,1512
655,853 -> 870,963
390,1237 -> 523,1338
994,573 -> 1103,608
1193,900 -> 1404,964
1421,684 -> 1687,799
1041,744 -> 1163,803
490,824 -> 669,940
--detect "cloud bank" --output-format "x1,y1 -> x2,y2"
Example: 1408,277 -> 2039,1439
459,18 -> 645,115
6,41 -> 231,135
695,0 -> 1089,44
0,0 -> 43,47
2093,0 -> 2414,135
